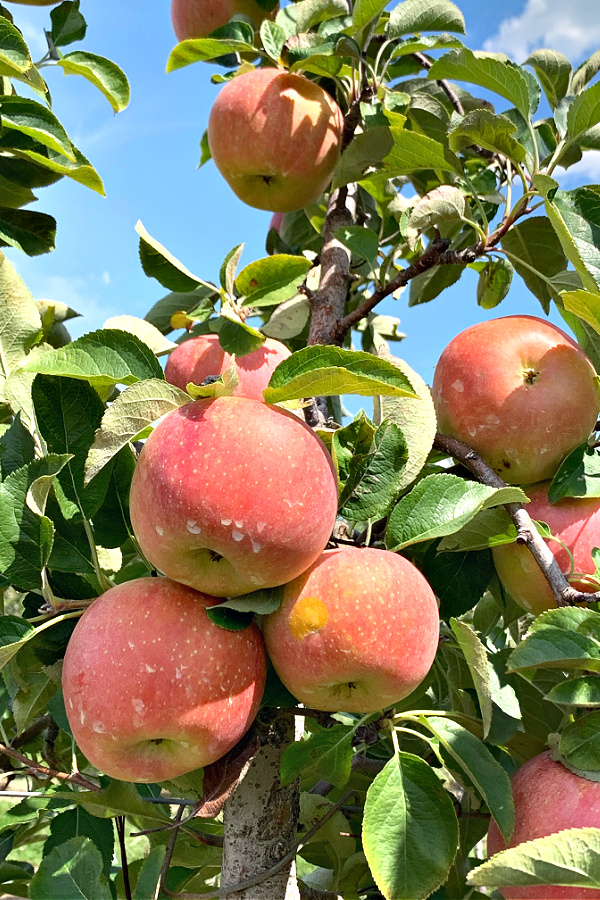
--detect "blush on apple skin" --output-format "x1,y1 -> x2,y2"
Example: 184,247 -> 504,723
62,577 -> 267,783
487,751 -> 600,900
164,334 -> 291,401
129,396 -> 339,598
207,68 -> 344,213
432,315 -> 600,485
262,546 -> 440,713
171,0 -> 277,40
493,482 -> 600,614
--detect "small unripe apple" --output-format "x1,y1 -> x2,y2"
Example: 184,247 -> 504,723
129,396 -> 338,597
492,482 -> 600,614
207,67 -> 344,212
487,751 -> 600,899
171,0 -> 278,41
262,546 -> 440,713
432,316 -> 600,484
62,577 -> 267,783
164,334 -> 290,400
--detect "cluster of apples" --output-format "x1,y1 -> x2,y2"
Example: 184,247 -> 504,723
62,335 -> 440,783
433,314 -> 600,615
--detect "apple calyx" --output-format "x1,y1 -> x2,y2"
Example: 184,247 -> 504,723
186,360 -> 240,398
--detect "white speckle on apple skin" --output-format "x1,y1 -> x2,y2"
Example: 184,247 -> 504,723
232,530 -> 245,542
156,526 -> 164,536
132,699 -> 146,715
221,518 -> 232,526
186,520 -> 202,534
251,540 -> 262,554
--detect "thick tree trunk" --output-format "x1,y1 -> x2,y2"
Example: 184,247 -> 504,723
220,711 -> 301,900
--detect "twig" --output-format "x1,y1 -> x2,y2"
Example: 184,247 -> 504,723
433,433 -> 600,607
0,742 -> 101,791
412,51 -> 464,115
116,816 -> 132,900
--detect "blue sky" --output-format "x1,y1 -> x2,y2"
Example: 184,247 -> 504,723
6,0 -> 600,387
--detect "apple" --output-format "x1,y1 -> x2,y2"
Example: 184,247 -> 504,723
432,315 -> 600,484
62,577 -> 267,783
262,546 -> 440,713
5,0 -> 60,5
207,67 -> 344,212
492,482 -> 600,615
171,0 -> 277,41
164,334 -> 291,400
129,395 -> 339,598
487,750 -> 600,899
269,212 -> 284,234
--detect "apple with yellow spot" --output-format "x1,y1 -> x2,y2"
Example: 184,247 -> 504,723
164,334 -> 290,400
62,577 -> 267,783
129,395 -> 339,598
262,546 -> 440,713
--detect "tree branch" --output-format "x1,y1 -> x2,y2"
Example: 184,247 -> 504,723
433,433 -> 600,608
0,742 -> 101,791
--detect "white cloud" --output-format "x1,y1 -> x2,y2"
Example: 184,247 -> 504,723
556,151 -> 600,184
29,274 -> 120,337
484,0 -> 600,63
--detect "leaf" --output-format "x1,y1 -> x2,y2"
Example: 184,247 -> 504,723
339,420 -> 408,522
422,545 -> 494,619
0,413 -> 35,478
101,315 -> 177,357
294,0 -> 349,34
29,836 -> 112,900
84,379 -> 189,484
438,507 -> 517,552
216,303 -> 265,356
236,254 -> 312,307
6,138 -> 104,195
429,48 -> 540,118
547,442 -> 600,502
468,827 -> 600,891
334,225 -> 379,263
0,96 -> 75,160
262,295 -> 310,340
387,0 -> 465,39
166,34 -> 255,71
420,715 -> 514,843
0,15 -> 41,87
501,216 -> 566,313
386,474 -> 526,551
377,350 -> 436,493
260,21 -> 286,61
476,257 -> 513,309
50,1 -> 87,47
144,286 -> 216,334
56,781 -> 168,823
546,675 -> 600,707
0,616 -> 34,671
136,221 -> 216,293
205,606 -> 255,631
448,109 -> 526,164
0,251 -> 41,396
21,329 -> 163,391
560,711 -> 600,771
57,52 -> 130,114
383,125 -> 462,177
567,81 -> 600,142
572,50 -> 600,94
0,206 -> 56,256
508,626 -> 600,674
562,288 -> 600,337
332,126 -> 394,189
408,185 -> 465,232
363,753 -> 459,900
133,846 -> 166,900
545,188 -> 600,294
263,346 -> 417,403
408,263 -> 465,305
280,724 -> 354,787
525,49 -> 572,109
43,807 -> 114,877
352,0 -> 387,33
450,618 -> 494,737
211,585 -> 283,617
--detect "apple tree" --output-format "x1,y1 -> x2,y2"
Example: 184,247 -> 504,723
4,0 -> 600,898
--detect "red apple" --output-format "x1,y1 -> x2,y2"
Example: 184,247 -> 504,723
62,577 -> 267,783
172,0 -> 277,40
207,68 -> 344,212
432,316 -> 600,484
487,751 -> 600,899
492,483 -> 600,615
129,396 -> 338,597
164,334 -> 290,400
269,212 -> 284,234
262,546 -> 440,713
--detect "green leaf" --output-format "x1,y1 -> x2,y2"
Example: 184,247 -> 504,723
0,616 -> 34,670
332,126 -> 394,189
437,507 -> 517,552
567,81 -> 600,144
262,295 -> 310,340
572,50 -> 600,94
334,225 -> 379,264
420,715 -> 514,842
429,48 -> 540,118
408,263 -> 465,305
383,125 -> 462,177
547,442 -> 600,502
205,606 -> 255,631
220,243 -> 244,296
476,257 -> 513,309
50,0 -> 87,47
29,836 -> 112,900
468,827 -> 600,892
280,724 -> 354,787
166,35 -> 255,71
0,206 -> 56,256
448,109 -> 526,164
0,15 -> 41,87
408,185 -> 465,232
501,216 -> 566,313
0,251 -> 41,396
0,96 -> 75,160
352,0 -> 387,33
386,474 -> 526,551
84,379 -> 189,484
421,546 -> 494,619
101,315 -> 177,357
215,303 -> 265,356
55,781 -> 168,823
260,21 -> 286,61
387,0 -> 465,39
294,0 -> 349,34
545,188 -> 600,294
133,846 -> 166,900
21,329 -> 163,391
211,585 -> 283,617
546,675 -> 600,707
144,286 -> 216,334
508,626 -> 600,674
363,753 -> 459,900
450,618 -> 494,738
560,711 -> 600,771
331,411 -> 376,485
237,254 -> 312,308
136,220 -> 216,293
262,346 -> 417,403
562,288 -> 600,336
4,135 -> 104,195
525,49 -> 572,109
44,808 -> 114,877
57,52 -> 130,114
0,413 -> 35,478
339,420 -> 408,522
